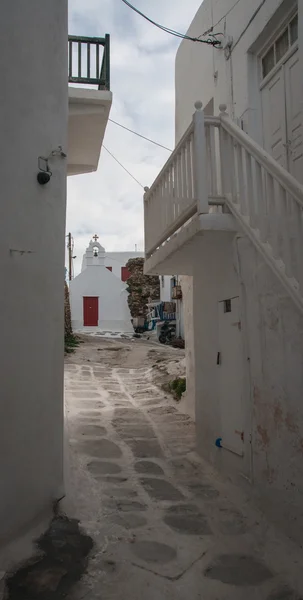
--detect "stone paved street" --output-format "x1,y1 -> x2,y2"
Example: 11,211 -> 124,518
62,338 -> 303,600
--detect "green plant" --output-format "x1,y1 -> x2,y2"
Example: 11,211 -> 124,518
168,377 -> 186,400
65,334 -> 80,354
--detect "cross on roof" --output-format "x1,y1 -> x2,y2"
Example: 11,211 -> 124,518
93,234 -> 99,242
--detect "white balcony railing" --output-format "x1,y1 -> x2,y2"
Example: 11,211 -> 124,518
144,102 -> 226,258
144,102 -> 303,314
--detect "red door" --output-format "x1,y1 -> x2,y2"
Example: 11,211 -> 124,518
83,297 -> 98,326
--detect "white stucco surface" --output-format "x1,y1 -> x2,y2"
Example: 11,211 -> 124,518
68,87 -> 112,175
0,0 -> 67,552
70,241 -> 133,333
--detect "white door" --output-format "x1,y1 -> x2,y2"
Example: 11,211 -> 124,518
261,66 -> 287,168
284,50 -> 303,181
217,296 -> 244,456
261,48 -> 302,181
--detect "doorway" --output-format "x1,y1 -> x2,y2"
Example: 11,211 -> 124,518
217,296 -> 244,456
83,297 -> 98,326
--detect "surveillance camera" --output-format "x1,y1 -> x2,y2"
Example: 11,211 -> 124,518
37,171 -> 51,185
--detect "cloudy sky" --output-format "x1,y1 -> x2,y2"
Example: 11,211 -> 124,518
67,0 -> 202,275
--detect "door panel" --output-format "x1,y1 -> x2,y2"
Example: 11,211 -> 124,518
284,50 -> 303,182
261,67 -> 287,169
218,296 -> 244,456
83,297 -> 98,326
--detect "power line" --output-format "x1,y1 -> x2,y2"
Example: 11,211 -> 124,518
103,145 -> 144,189
108,118 -> 172,151
121,0 -> 221,46
202,0 -> 242,36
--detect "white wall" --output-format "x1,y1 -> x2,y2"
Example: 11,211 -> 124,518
235,235 -> 303,544
0,0 -> 67,551
69,266 -> 133,332
105,251 -> 144,279
175,0 -> 297,143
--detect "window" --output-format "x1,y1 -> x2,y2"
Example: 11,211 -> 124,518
275,28 -> 289,62
261,13 -> 298,80
262,46 -> 275,78
121,266 -> 130,282
106,266 -> 112,272
290,14 -> 298,45
224,299 -> 232,313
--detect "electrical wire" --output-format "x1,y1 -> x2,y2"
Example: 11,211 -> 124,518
121,0 -> 221,46
202,0 -> 242,36
108,118 -> 172,152
232,0 -> 267,52
103,145 -> 144,189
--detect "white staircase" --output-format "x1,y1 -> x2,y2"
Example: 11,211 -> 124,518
144,102 -> 303,314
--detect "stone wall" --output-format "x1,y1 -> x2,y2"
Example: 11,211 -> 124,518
126,258 -> 160,318
65,282 -> 73,338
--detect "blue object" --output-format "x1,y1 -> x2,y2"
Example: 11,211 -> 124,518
215,438 -> 222,448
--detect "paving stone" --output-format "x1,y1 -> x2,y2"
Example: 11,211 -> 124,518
114,408 -> 148,423
140,478 -> 185,501
78,411 -> 102,417
87,461 -> 122,475
135,461 -> 165,476
97,476 -> 128,484
105,499 -> 147,512
187,482 -> 220,499
72,392 -> 102,399
110,513 -> 147,529
77,425 -> 107,437
148,406 -> 178,415
163,503 -> 212,535
267,587 -> 303,600
113,423 -> 156,440
131,541 -> 177,564
78,439 -> 122,459
72,401 -> 105,410
126,439 -> 164,459
204,554 -> 273,586
216,507 -> 247,534
76,416 -> 102,423
103,488 -> 138,499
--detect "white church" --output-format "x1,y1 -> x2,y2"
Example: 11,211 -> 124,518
69,236 -> 142,333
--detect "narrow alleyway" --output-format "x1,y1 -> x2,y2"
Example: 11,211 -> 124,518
60,336 -> 303,600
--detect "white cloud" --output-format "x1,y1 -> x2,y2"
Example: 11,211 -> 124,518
67,0 -> 202,275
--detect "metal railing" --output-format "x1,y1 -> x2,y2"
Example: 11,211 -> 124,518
68,34 -> 110,90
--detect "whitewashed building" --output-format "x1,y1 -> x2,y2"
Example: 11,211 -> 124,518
70,238 -> 133,333
144,0 -> 303,543
0,0 -> 111,563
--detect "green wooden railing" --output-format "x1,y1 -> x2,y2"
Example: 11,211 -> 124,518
68,34 -> 110,91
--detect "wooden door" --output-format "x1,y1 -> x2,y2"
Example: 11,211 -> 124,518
284,50 -> 303,181
217,296 -> 244,456
83,297 -> 98,326
261,66 -> 287,169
